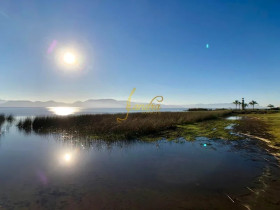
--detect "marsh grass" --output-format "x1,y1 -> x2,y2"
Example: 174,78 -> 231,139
0,114 -> 5,127
17,111 -> 232,139
0,114 -> 15,125
17,118 -> 32,131
6,115 -> 14,123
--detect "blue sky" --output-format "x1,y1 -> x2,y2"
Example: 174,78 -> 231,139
1,0 -> 280,106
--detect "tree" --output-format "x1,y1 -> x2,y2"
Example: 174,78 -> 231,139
249,100 -> 258,110
267,104 -> 274,109
238,102 -> 242,110
233,100 -> 240,110
244,103 -> 249,109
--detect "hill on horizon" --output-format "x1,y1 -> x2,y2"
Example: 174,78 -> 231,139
0,99 -> 264,109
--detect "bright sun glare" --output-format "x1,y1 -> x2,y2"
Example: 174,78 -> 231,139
56,47 -> 84,70
48,107 -> 79,116
63,52 -> 76,65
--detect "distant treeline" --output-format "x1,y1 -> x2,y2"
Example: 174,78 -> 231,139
232,109 -> 280,114
187,108 -> 228,111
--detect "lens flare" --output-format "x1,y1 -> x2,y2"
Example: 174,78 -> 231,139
47,40 -> 57,54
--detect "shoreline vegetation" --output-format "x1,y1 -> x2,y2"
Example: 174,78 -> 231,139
0,114 -> 14,135
0,114 -> 5,128
237,112 -> 280,147
13,109 -> 280,148
0,114 -> 14,127
17,111 -> 231,139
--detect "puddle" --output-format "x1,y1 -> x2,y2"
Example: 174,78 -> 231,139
226,116 -> 242,120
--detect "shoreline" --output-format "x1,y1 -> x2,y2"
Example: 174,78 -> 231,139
16,110 -> 232,140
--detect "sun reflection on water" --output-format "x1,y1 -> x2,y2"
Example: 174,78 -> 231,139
59,151 -> 76,166
48,107 -> 80,116
64,153 -> 72,162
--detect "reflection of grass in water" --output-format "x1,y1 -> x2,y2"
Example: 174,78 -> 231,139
1,114 -> 15,135
17,111 -> 232,140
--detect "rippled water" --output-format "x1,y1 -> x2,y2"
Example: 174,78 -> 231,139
0,120 -> 279,209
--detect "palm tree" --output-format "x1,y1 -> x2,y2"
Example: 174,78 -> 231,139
238,102 -> 242,110
233,100 -> 240,110
267,104 -> 274,109
249,100 -> 258,110
244,103 -> 248,109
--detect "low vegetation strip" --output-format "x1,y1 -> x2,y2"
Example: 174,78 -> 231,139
0,114 -> 14,133
0,114 -> 5,127
17,110 -> 232,139
235,112 -> 280,146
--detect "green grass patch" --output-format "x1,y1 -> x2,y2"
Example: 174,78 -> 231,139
176,119 -> 240,141
240,112 -> 280,145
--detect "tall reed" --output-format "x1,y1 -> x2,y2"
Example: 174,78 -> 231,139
17,111 -> 231,139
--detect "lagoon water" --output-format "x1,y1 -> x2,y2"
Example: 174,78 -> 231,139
0,107 -> 186,117
0,108 -> 279,209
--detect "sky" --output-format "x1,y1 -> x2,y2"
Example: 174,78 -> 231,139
0,0 -> 280,106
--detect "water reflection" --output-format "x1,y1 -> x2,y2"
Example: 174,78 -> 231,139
59,151 -> 75,167
64,153 -> 71,162
48,107 -> 80,116
1,122 -> 280,209
57,146 -> 79,167
0,120 -> 13,138
226,116 -> 242,120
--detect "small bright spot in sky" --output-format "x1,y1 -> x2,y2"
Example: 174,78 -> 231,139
206,44 -> 209,49
203,143 -> 207,147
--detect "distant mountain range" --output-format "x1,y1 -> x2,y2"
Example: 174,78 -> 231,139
0,99 -> 182,108
0,99 -> 264,109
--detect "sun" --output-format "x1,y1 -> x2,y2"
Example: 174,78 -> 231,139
63,52 -> 77,65
56,46 -> 84,70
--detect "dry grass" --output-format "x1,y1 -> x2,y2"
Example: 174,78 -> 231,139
17,111 -> 231,139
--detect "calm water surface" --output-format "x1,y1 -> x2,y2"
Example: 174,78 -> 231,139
0,107 -> 186,117
0,111 -> 279,209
